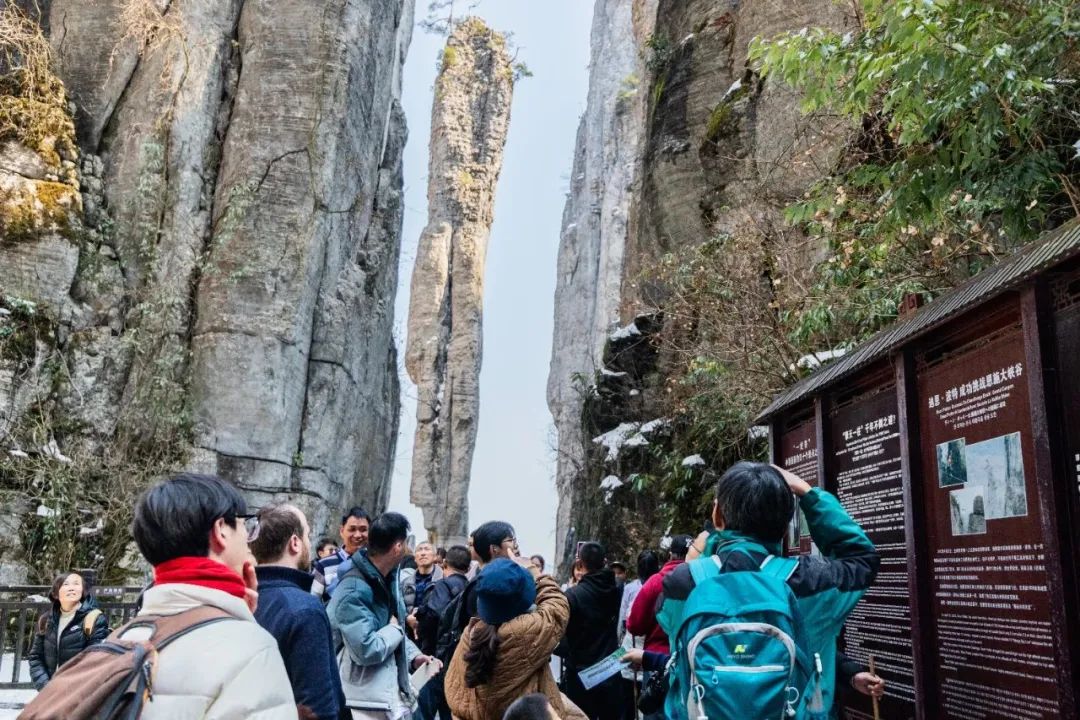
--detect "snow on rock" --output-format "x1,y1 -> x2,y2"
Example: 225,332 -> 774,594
747,425 -> 769,440
41,438 -> 71,464
609,321 -> 641,341
601,475 -> 625,505
722,78 -> 743,100
681,454 -> 706,468
592,422 -> 641,462
600,475 -> 624,490
600,366 -> 628,378
640,418 -> 671,434
35,505 -> 57,518
8,449 -> 28,459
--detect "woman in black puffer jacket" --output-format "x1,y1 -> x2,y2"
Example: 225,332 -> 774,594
27,571 -> 110,689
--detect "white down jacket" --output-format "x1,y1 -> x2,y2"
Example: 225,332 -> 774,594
122,583 -> 297,719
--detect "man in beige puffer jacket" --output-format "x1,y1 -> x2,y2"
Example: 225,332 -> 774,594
127,473 -> 298,719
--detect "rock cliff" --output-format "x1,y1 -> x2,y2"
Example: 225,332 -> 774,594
405,18 -> 513,545
549,0 -> 852,570
547,0 -> 656,573
0,0 -> 414,581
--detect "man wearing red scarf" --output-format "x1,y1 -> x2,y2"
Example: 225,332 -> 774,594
121,473 -> 297,719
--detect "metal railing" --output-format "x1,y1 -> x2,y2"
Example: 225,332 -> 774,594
0,586 -> 143,689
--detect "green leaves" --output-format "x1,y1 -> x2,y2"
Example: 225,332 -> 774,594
750,0 -> 1080,343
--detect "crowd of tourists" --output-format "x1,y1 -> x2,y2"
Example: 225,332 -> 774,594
19,461 -> 886,720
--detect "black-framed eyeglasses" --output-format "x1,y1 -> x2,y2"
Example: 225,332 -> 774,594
236,513 -> 261,543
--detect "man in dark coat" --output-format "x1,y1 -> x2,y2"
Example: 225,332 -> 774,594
557,542 -> 623,720
251,504 -> 344,720
411,544 -> 471,656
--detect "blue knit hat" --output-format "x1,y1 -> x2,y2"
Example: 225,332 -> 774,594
476,558 -> 536,625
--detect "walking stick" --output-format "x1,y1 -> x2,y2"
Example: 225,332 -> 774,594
868,654 -> 881,720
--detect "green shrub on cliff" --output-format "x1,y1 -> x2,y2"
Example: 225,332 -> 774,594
751,0 -> 1080,343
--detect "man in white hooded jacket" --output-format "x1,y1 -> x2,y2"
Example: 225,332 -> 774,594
127,473 -> 297,719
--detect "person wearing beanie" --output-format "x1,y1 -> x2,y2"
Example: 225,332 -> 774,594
445,554 -> 587,720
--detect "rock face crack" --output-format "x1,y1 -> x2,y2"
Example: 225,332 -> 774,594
405,18 -> 514,545
0,0 -> 415,583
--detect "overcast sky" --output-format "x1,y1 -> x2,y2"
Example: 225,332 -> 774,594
388,1 -> 595,564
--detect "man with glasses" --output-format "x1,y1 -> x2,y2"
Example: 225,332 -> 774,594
123,473 -> 296,718
251,504 -> 345,720
330,511 -> 440,719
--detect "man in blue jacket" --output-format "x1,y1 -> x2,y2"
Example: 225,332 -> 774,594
657,462 -> 879,719
329,512 -> 441,719
251,503 -> 344,720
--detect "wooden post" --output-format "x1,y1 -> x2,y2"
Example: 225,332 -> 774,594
815,395 -> 833,493
893,348 -> 934,720
1021,283 -> 1079,719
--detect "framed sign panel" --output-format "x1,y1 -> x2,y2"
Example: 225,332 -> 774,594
918,324 -> 1062,719
777,414 -> 819,556
830,384 -> 917,720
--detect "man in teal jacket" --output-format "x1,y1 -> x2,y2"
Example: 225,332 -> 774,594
329,512 -> 440,719
657,462 -> 879,718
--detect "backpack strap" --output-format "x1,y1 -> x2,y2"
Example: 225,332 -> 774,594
758,554 -> 799,582
687,555 -> 723,585
82,608 -> 103,637
114,606 -> 233,651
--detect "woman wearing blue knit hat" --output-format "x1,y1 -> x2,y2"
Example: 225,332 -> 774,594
444,554 -> 587,719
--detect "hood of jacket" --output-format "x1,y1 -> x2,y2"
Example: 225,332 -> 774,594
255,564 -> 315,593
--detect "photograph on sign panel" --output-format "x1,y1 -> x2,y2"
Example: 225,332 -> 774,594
950,485 -> 986,536
966,431 -> 1028,520
936,437 -> 968,487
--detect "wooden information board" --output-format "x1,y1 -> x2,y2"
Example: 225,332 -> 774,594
778,416 -> 819,556
917,327 -> 1061,719
830,386 -> 917,720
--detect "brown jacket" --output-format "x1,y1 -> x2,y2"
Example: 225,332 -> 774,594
445,570 -> 587,720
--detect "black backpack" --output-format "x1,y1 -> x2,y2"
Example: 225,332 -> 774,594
434,577 -> 474,664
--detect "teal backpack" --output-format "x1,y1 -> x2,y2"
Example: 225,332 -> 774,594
663,550 -> 827,720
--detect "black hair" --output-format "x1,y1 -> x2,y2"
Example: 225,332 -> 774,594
249,504 -> 305,563
39,571 -> 89,632
340,506 -> 371,527
368,511 -> 410,555
669,534 -> 693,559
132,473 -> 247,566
530,554 -> 545,572
446,545 -> 472,572
715,461 -> 795,543
504,693 -> 554,720
637,549 -> 661,582
471,521 -> 516,562
579,541 -> 606,572
436,546 -> 447,560
317,538 -> 336,553
464,621 -> 501,688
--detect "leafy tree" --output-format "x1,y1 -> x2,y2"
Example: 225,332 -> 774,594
750,0 -> 1080,343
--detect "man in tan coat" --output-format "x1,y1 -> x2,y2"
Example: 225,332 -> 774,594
445,554 -> 586,720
